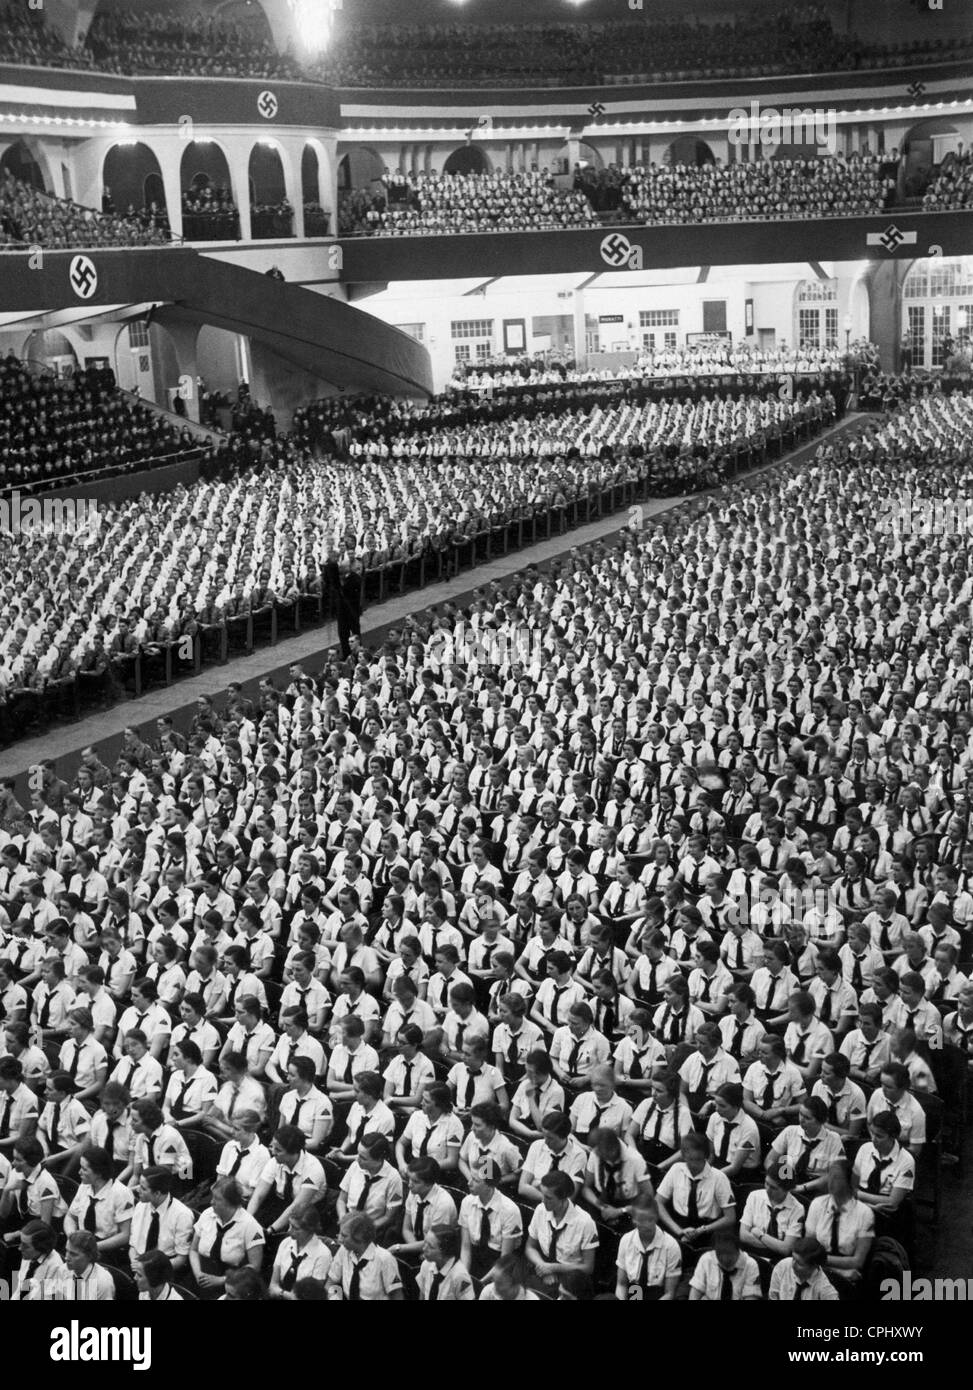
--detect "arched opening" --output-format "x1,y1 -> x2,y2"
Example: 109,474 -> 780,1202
103,141 -> 169,227
212,0 -> 274,40
576,142 -> 604,172
22,328 -> 78,378
180,141 -> 238,241
901,118 -> 962,198
302,144 -> 328,235
666,136 -> 715,168
249,142 -> 293,239
0,140 -> 47,192
338,147 -> 386,190
443,145 -> 492,176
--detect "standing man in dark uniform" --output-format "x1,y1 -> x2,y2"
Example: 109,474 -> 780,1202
326,559 -> 363,661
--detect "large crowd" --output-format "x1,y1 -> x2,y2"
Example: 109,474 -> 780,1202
449,345 -> 865,393
1,3 -> 971,87
0,174 -> 170,252
0,380 -> 970,1300
0,368 -> 834,698
336,152 -> 973,239
617,156 -> 896,226
339,172 -> 597,238
0,354 -> 198,490
922,149 -> 973,213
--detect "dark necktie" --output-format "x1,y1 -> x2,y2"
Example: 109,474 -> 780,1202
355,1173 -> 378,1217
291,1099 -> 306,1133
104,1121 -> 119,1162
348,1257 -> 367,1301
210,1220 -> 231,1264
38,991 -> 53,1029
793,1137 -> 819,1181
692,1061 -> 714,1110
428,1269 -> 445,1301
827,1091 -> 840,1126
716,1120 -> 735,1165
67,1043 -> 82,1081
146,1207 -> 161,1251
829,1207 -> 842,1255
49,1102 -> 62,1151
866,1154 -> 892,1195
720,1266 -> 736,1301
729,1020 -> 746,1060
83,1194 -> 98,1232
281,1249 -> 305,1292
567,1037 -> 583,1076
629,1050 -> 645,1081
820,991 -> 833,1026
146,1135 -> 156,1166
476,1206 -> 492,1251
281,1169 -> 295,1206
733,936 -> 744,971
401,1062 -> 413,1096
548,986 -> 566,1023
850,954 -> 864,992
794,1280 -> 810,1300
685,1175 -> 700,1224
227,1145 -> 246,1178
791,1032 -> 808,1065
766,1204 -> 780,1240
418,1120 -> 437,1157
172,1077 -> 192,1121
463,1072 -> 476,1108
414,1199 -> 428,1241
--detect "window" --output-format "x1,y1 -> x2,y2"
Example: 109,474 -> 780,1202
903,256 -> 973,367
824,307 -> 839,346
454,344 -> 471,364
641,329 -> 680,351
475,341 -> 491,360
127,321 -> 149,349
907,305 -> 925,359
798,308 -> 820,348
931,305 -> 951,368
451,319 -> 493,340
395,322 -> 425,343
639,309 -> 679,328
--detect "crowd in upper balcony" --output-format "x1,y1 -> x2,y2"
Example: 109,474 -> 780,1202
1,3 -> 971,87
615,156 -> 895,226
922,148 -> 973,213
0,174 -> 170,251
340,172 -> 597,238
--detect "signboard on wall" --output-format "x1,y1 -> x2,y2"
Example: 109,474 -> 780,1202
599,314 -> 625,324
686,331 -> 732,346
